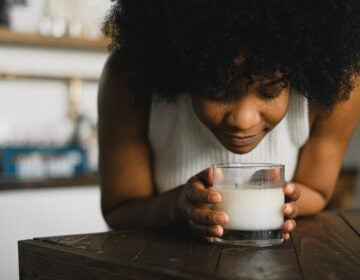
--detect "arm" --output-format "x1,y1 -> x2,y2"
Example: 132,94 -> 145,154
98,53 -> 181,228
98,53 -> 228,235
292,82 -> 360,216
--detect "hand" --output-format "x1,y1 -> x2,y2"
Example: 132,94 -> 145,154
282,182 -> 300,240
177,168 -> 229,243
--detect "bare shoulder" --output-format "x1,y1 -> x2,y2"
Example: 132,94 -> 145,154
98,51 -> 151,139
308,80 -> 360,141
98,53 -> 151,121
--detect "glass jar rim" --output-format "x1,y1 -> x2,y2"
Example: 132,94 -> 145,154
212,163 -> 284,169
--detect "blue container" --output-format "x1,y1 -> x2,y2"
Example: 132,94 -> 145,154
0,145 -> 88,179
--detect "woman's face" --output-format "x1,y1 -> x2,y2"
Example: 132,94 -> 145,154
191,78 -> 290,154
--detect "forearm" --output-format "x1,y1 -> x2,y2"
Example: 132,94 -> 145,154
292,181 -> 327,216
103,186 -> 185,229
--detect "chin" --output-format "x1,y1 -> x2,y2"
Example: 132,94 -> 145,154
224,144 -> 258,154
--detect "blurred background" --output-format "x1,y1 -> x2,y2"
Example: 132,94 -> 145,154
0,1 -> 111,279
0,0 -> 359,279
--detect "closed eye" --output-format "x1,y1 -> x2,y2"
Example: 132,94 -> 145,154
258,79 -> 288,100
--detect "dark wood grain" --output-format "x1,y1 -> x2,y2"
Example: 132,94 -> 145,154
215,241 -> 302,280
19,239 -> 192,280
339,208 -> 360,236
37,230 -> 159,261
292,210 -> 360,280
18,209 -> 360,280
20,230 -> 218,280
137,228 -> 223,278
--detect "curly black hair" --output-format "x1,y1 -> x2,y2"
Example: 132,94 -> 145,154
103,0 -> 360,108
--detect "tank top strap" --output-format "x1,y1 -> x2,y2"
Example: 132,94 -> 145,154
287,89 -> 310,148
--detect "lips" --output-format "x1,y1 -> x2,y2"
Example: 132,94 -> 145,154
222,133 -> 258,147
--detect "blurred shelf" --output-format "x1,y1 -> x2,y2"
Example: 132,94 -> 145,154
0,71 -> 99,82
0,173 -> 99,191
0,27 -> 109,51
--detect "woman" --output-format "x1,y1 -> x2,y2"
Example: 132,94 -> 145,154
98,0 -> 360,242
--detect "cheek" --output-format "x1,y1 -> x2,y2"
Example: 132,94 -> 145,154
191,99 -> 226,128
263,93 -> 290,126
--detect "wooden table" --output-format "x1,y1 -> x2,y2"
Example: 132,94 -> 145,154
18,208 -> 360,280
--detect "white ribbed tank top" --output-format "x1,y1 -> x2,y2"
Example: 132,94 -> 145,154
149,90 -> 309,193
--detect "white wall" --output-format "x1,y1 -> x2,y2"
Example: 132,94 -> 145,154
0,186 -> 108,280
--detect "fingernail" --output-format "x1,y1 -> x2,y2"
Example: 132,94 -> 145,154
286,184 -> 294,194
213,226 -> 220,236
214,214 -> 227,224
209,193 -> 221,203
283,204 -> 292,215
288,222 -> 294,231
214,225 -> 223,236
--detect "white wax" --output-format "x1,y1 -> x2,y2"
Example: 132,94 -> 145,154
215,186 -> 284,231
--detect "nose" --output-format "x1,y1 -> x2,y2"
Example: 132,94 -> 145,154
224,96 -> 261,131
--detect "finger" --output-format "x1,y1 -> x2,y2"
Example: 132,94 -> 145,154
284,183 -> 301,202
283,219 -> 296,233
282,203 -> 299,219
187,180 -> 222,204
186,179 -> 207,204
206,236 -> 216,243
209,166 -> 225,185
193,224 -> 224,238
284,233 -> 290,240
191,207 -> 229,226
269,167 -> 282,181
195,168 -> 212,186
